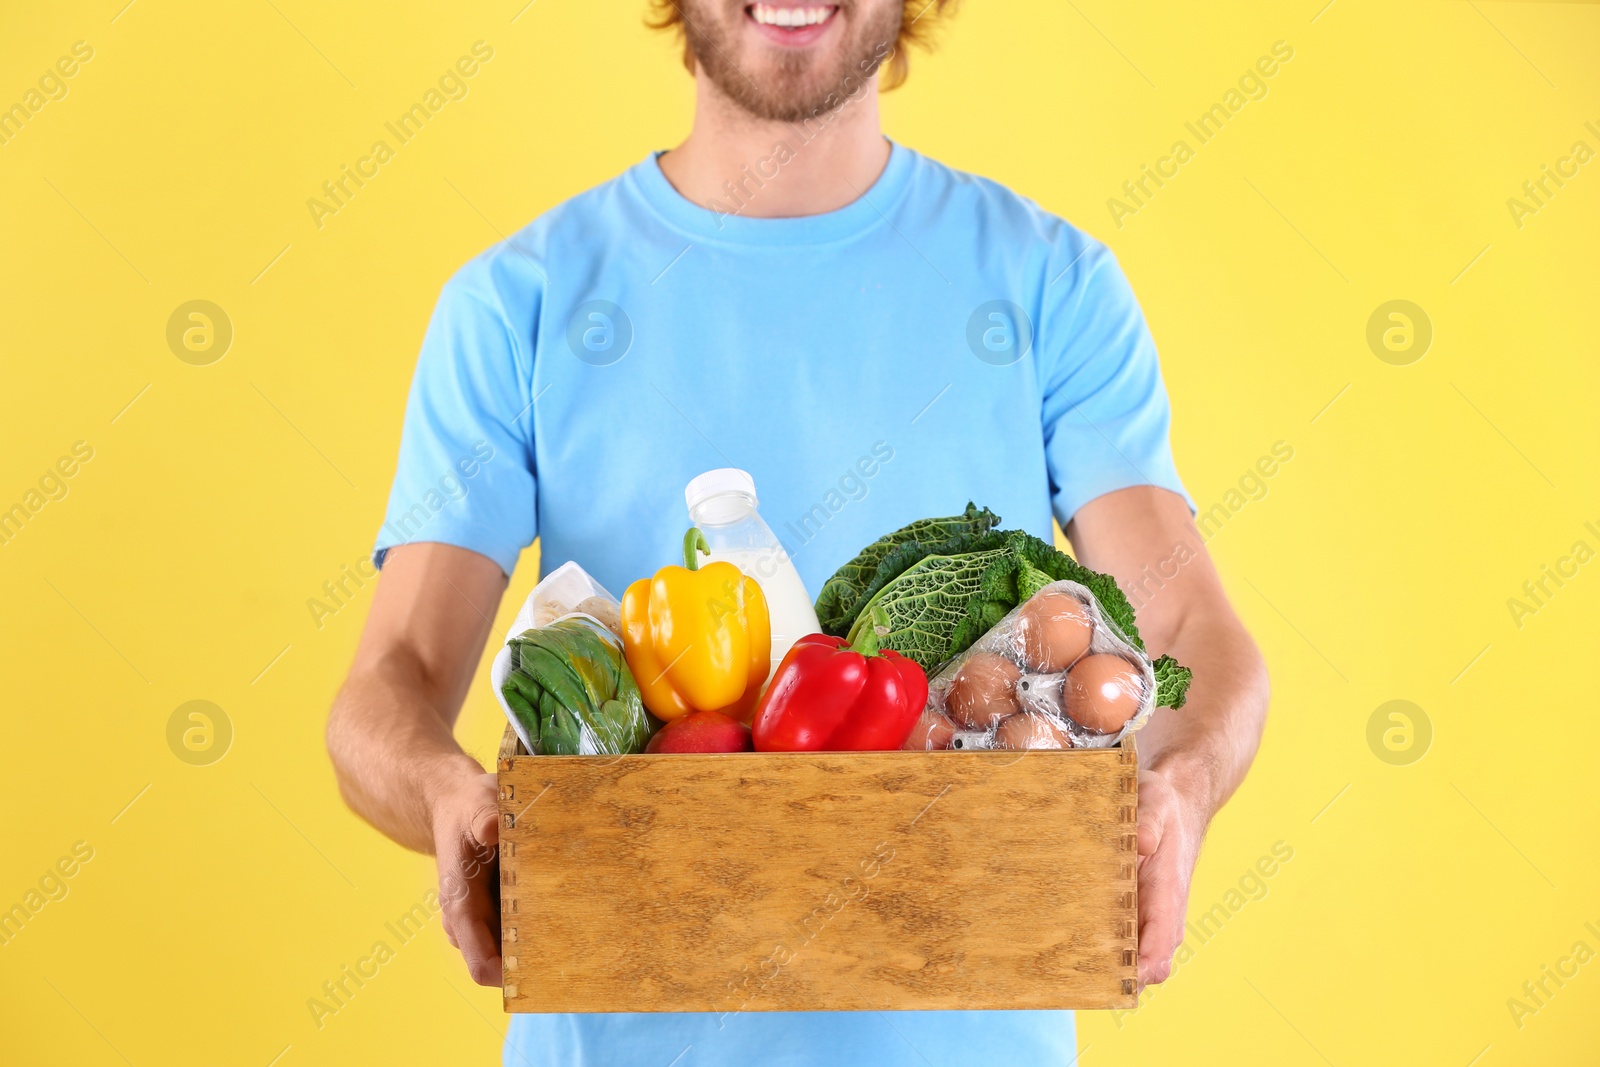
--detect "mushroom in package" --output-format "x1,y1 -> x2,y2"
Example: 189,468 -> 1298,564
908,580 -> 1159,750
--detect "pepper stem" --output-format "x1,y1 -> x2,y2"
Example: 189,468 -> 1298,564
683,527 -> 709,571
850,604 -> 892,656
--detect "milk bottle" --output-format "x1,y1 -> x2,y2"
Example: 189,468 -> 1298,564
685,468 -> 821,676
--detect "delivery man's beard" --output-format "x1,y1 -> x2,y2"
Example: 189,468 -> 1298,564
682,2 -> 900,124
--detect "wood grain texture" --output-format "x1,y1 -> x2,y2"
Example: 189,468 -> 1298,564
497,725 -> 1137,1013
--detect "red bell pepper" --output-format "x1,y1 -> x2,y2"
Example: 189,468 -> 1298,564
751,608 -> 929,752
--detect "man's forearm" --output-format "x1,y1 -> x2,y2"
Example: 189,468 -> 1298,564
1139,604 -> 1268,820
326,543 -> 508,854
327,659 -> 486,855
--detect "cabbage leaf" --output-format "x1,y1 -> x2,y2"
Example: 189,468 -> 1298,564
814,503 -> 999,636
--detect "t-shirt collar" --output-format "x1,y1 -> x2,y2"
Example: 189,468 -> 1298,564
630,138 -> 914,246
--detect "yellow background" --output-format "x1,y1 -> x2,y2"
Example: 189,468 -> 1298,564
2,1 -> 1597,1064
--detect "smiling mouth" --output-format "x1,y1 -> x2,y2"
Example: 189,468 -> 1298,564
745,4 -> 840,33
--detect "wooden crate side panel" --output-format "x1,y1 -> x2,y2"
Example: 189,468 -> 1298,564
498,725 -> 521,761
499,746 -> 1137,1013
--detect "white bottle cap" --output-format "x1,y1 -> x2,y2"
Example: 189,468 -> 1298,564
685,468 -> 757,514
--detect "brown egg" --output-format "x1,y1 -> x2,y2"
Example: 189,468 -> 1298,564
902,709 -> 956,751
575,595 -> 622,637
994,712 -> 1074,750
1063,654 -> 1143,733
944,652 -> 1022,729
1016,591 -> 1094,673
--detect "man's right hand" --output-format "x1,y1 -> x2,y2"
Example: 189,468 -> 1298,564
434,768 -> 503,987
326,543 -> 512,988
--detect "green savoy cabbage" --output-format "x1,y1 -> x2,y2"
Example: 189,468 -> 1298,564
822,510 -> 1192,709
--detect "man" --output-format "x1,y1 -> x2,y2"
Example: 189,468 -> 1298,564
326,2 -> 1269,1064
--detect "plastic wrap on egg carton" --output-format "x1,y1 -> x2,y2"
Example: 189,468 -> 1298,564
906,579 -> 1156,751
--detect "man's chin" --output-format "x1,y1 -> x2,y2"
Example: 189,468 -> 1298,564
725,70 -> 851,124
682,0 -> 897,124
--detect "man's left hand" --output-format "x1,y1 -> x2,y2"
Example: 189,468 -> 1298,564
1135,765 -> 1209,989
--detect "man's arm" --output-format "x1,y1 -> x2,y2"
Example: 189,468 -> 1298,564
325,541 -> 509,985
1066,486 -> 1269,988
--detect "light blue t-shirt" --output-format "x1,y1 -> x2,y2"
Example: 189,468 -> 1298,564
376,142 -> 1187,1067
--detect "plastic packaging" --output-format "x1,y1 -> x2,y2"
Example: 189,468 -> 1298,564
685,468 -> 820,676
905,579 -> 1157,751
510,559 -> 622,637
492,562 -> 648,755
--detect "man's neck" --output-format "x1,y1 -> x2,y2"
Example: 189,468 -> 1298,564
658,72 -> 891,220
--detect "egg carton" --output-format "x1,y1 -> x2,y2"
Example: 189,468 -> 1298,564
907,579 -> 1157,751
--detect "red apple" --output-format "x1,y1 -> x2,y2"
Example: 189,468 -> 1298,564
645,710 -> 753,754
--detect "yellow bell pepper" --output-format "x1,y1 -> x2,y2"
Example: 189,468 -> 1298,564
621,528 -> 772,723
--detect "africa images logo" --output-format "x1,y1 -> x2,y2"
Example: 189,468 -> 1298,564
566,300 -> 633,366
965,300 -> 1032,367
305,42 -> 495,230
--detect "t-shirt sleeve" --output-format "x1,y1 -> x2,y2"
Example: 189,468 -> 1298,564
372,276 -> 537,577
1040,243 -> 1192,527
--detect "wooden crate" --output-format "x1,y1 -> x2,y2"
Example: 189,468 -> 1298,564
497,725 -> 1137,1013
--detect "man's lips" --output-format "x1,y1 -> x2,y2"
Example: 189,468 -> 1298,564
745,3 -> 840,47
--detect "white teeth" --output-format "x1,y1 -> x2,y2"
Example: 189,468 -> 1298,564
751,5 -> 832,28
